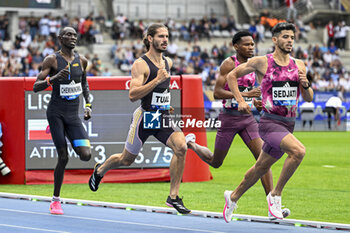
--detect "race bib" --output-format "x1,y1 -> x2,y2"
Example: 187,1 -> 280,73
272,81 -> 298,106
225,86 -> 253,108
151,91 -> 171,110
60,81 -> 82,100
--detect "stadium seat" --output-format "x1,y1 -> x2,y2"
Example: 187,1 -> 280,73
304,25 -> 311,32
241,24 -> 250,30
236,24 -> 243,30
221,30 -> 231,38
212,30 -> 222,37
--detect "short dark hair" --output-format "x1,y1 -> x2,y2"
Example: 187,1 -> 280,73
231,31 -> 253,45
143,23 -> 168,51
271,22 -> 296,37
59,27 -> 76,37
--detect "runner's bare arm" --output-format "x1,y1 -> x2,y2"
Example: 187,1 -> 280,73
33,54 -> 70,93
214,58 -> 258,99
129,58 -> 170,102
227,57 -> 257,103
167,57 -> 174,114
213,58 -> 235,99
227,57 -> 266,113
296,59 -> 313,102
33,55 -> 55,93
80,55 -> 91,104
245,87 -> 261,98
80,55 -> 92,120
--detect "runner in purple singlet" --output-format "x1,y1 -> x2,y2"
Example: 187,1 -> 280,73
222,23 -> 314,222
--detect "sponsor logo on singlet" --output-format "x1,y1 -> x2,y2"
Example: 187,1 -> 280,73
272,81 -> 298,106
60,80 -> 82,100
151,90 -> 171,110
225,86 -> 253,108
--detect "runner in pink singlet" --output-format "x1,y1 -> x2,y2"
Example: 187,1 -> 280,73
260,53 -> 300,118
186,31 -> 274,198
223,23 -> 314,222
259,53 -> 300,159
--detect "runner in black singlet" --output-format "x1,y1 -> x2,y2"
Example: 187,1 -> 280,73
88,23 -> 191,214
33,27 -> 92,215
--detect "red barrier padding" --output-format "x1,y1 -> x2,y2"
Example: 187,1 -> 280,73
181,75 -> 212,182
0,78 -> 26,184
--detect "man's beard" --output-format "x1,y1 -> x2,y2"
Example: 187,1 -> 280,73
65,43 -> 76,50
153,41 -> 167,53
277,43 -> 292,54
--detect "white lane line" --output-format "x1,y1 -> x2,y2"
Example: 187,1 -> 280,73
322,165 -> 336,168
0,223 -> 70,233
0,208 -> 224,233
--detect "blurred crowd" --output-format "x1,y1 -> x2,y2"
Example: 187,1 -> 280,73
294,43 -> 349,101
0,12 -> 107,77
0,8 -> 349,99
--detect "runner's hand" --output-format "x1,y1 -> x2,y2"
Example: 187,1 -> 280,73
247,87 -> 261,97
84,106 -> 92,120
169,106 -> 174,114
253,99 -> 262,112
51,65 -> 70,83
157,63 -> 170,84
238,101 -> 251,114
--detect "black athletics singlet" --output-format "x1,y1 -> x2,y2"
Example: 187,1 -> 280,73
140,55 -> 170,111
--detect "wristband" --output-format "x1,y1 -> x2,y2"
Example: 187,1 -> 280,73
46,77 -> 52,86
85,103 -> 92,109
302,82 -> 311,90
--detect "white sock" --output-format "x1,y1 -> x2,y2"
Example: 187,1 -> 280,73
52,196 -> 60,202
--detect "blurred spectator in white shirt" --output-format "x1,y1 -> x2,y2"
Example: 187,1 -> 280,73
42,44 -> 54,57
39,14 -> 50,38
316,76 -> 330,91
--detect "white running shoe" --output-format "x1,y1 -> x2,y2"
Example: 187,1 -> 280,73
266,192 -> 283,219
185,133 -> 196,144
223,190 -> 237,223
268,208 -> 290,219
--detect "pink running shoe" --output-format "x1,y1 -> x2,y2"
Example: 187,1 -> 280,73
50,201 -> 64,215
46,125 -> 51,134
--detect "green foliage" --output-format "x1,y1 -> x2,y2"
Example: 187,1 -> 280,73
1,132 -> 349,224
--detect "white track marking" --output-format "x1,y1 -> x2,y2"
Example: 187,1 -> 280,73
0,223 -> 70,233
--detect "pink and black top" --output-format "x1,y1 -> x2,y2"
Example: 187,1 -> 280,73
261,53 -> 300,118
222,55 -> 256,109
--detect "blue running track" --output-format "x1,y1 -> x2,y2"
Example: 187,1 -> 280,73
0,197 -> 347,233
